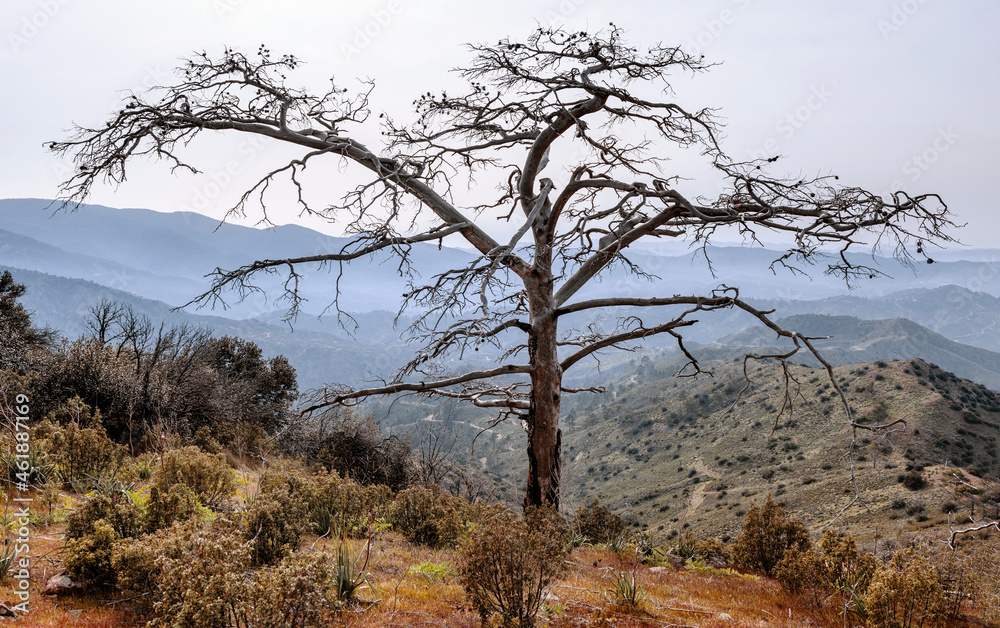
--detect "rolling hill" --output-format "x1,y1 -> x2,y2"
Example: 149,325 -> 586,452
532,356 -> 1000,542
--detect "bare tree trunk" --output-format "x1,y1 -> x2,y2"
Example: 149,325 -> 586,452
524,259 -> 562,508
524,317 -> 562,508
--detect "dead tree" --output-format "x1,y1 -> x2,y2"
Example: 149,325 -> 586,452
51,28 -> 957,508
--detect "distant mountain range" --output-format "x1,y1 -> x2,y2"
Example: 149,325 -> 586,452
4,198 -> 1000,393
0,198 -> 474,317
717,314 -> 1000,391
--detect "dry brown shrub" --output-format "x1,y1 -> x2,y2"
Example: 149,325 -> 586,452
391,485 -> 470,548
459,505 -> 570,628
731,494 -> 810,576
864,553 -> 948,628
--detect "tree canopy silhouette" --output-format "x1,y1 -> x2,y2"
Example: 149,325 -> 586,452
52,26 -> 957,507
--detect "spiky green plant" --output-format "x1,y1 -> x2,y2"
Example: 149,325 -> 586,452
605,568 -> 645,608
332,537 -> 376,603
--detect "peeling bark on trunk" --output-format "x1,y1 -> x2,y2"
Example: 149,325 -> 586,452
524,321 -> 562,508
523,215 -> 562,509
524,319 -> 562,508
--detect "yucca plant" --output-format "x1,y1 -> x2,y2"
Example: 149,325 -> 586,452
605,567 -> 645,608
0,447 -> 54,486
604,532 -> 631,554
332,535 -> 376,603
0,538 -> 16,580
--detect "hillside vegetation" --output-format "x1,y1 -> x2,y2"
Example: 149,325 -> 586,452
544,355 -> 1000,541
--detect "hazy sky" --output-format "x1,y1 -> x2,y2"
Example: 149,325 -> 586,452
2,0 -> 998,248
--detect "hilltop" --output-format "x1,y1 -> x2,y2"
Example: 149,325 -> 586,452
510,356 -> 1000,544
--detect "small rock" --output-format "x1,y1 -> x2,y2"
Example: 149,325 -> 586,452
648,566 -> 668,574
718,612 -> 733,621
43,573 -> 79,595
0,604 -> 16,617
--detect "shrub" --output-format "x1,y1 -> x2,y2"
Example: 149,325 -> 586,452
694,537 -> 730,565
65,519 -> 119,589
191,425 -> 222,454
148,517 -> 251,628
899,469 -> 927,490
669,532 -> 699,559
391,485 -> 470,548
731,494 -> 811,576
459,506 -> 570,628
143,483 -> 202,534
34,404 -> 126,486
310,471 -> 392,538
243,468 -> 313,566
66,491 -> 143,541
281,407 -> 411,490
775,531 -> 876,617
573,499 -> 626,544
864,554 -> 948,628
111,534 -> 164,612
774,545 -> 824,596
156,446 -> 235,509
818,531 -> 876,599
236,552 -> 342,625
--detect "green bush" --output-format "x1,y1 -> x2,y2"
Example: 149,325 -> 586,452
148,517 -> 251,628
34,401 -> 126,487
573,499 -> 626,544
731,494 -> 811,576
191,425 -> 222,454
156,446 -> 235,509
66,491 -> 143,541
143,483 -> 203,534
111,534 -> 164,612
243,464 -> 312,565
310,471 -> 392,538
391,485 -> 470,548
65,519 -> 119,589
459,505 -> 570,628
898,469 -> 927,490
774,545 -> 824,597
236,552 -> 342,626
119,515 -> 349,627
281,407 -> 411,490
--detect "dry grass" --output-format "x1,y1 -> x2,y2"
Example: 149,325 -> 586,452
8,520 -> 999,627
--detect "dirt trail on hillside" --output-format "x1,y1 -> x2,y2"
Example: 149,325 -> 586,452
681,457 -> 722,521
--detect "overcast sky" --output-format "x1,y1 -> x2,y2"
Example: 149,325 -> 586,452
2,0 -> 997,249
